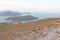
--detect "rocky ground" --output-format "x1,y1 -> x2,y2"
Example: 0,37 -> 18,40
0,18 -> 60,40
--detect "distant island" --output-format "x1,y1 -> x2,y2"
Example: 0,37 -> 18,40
0,10 -> 39,23
0,11 -> 22,16
6,15 -> 38,21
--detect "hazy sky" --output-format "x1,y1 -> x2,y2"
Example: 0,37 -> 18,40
0,0 -> 60,12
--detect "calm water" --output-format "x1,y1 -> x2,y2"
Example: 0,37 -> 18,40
31,12 -> 60,18
0,16 -> 12,23
0,12 -> 60,23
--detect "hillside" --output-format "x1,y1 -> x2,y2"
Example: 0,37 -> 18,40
0,18 -> 60,40
6,15 -> 38,21
0,11 -> 21,16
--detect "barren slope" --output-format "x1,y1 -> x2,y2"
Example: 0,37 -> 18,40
0,18 -> 60,40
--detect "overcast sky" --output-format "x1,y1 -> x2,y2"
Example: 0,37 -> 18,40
0,0 -> 60,12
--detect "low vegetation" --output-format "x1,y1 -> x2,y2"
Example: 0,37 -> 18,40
0,18 -> 60,40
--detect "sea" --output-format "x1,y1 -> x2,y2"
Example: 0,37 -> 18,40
0,12 -> 60,23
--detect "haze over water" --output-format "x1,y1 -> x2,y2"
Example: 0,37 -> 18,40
0,12 -> 60,23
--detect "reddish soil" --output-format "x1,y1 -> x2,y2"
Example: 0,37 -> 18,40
0,18 -> 60,40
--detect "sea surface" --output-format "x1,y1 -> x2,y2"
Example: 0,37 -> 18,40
0,16 -> 12,23
0,12 -> 60,23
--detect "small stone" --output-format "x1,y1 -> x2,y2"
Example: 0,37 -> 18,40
57,38 -> 60,40
43,32 -> 47,35
57,34 -> 60,37
36,28 -> 40,30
